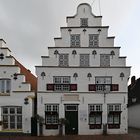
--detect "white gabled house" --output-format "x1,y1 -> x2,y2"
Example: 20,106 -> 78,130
0,39 -> 36,134
36,3 -> 130,136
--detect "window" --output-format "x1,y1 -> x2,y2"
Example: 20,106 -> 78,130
54,76 -> 70,91
80,18 -> 88,27
89,34 -> 99,47
107,104 -> 121,129
70,34 -> 80,47
89,104 -> 102,129
45,104 -> 59,129
0,79 -> 11,94
59,54 -> 69,66
80,54 -> 89,67
95,77 -> 112,91
2,106 -> 22,130
100,54 -> 110,67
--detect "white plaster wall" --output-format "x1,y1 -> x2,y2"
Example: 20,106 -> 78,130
36,67 -> 130,93
37,93 -> 127,135
54,28 -> 114,47
42,48 -> 126,67
128,104 -> 140,128
67,4 -> 101,27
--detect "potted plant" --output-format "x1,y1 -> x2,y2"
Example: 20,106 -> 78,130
58,118 -> 68,136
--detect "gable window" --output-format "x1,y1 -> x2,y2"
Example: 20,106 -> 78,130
107,104 -> 121,129
95,77 -> 112,91
100,54 -> 110,67
59,54 -> 69,66
80,18 -> 88,27
80,54 -> 89,67
70,34 -> 80,47
89,104 -> 102,129
2,106 -> 22,130
45,104 -> 59,129
89,34 -> 99,47
54,76 -> 70,91
0,79 -> 11,94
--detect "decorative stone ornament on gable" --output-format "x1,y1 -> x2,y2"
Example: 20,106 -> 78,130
92,50 -> 97,58
120,72 -> 125,80
41,72 -> 46,80
110,50 -> 115,59
87,73 -> 92,81
54,50 -> 59,58
73,73 -> 78,80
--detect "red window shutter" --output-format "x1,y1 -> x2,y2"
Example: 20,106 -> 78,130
70,84 -> 77,91
89,84 -> 96,91
111,84 -> 119,91
47,84 -> 54,91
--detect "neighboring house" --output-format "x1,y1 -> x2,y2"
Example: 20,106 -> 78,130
36,3 -> 130,136
128,76 -> 140,128
0,39 -> 36,134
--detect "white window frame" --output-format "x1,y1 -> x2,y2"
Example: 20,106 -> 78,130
89,34 -> 99,47
100,54 -> 110,67
53,76 -> 71,91
80,54 -> 89,67
80,18 -> 88,27
45,104 -> 59,124
70,34 -> 80,47
0,79 -> 11,94
2,106 -> 22,130
59,54 -> 69,67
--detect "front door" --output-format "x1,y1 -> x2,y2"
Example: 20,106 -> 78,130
65,105 -> 78,135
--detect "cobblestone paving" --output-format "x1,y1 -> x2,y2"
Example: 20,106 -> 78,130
0,128 -> 140,140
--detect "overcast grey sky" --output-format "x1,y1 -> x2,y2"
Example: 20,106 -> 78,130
0,0 -> 140,79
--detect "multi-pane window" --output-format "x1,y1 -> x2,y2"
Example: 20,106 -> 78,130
80,18 -> 88,27
53,76 -> 70,91
45,104 -> 59,129
80,54 -> 89,67
2,106 -> 22,130
89,104 -> 102,129
95,77 -> 112,91
0,79 -> 11,93
89,34 -> 99,47
107,104 -> 121,129
59,54 -> 69,66
70,34 -> 80,47
100,54 -> 110,67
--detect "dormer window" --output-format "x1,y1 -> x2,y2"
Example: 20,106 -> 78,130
80,18 -> 88,27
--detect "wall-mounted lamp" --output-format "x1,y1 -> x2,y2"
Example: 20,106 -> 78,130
13,73 -> 18,80
24,97 -> 29,105
0,53 -> 4,60
98,29 -> 101,34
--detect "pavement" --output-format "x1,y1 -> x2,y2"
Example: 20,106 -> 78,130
0,127 -> 140,140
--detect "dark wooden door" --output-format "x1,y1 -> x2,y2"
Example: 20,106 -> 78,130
65,105 -> 78,135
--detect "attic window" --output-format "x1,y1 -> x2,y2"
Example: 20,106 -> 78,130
80,18 -> 88,27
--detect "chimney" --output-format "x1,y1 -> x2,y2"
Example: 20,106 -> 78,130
0,39 -> 6,48
131,76 -> 136,87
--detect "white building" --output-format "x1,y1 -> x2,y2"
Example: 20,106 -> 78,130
36,3 -> 130,136
0,39 -> 36,134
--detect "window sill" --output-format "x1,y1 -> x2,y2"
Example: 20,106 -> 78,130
45,124 -> 58,129
0,93 -> 10,96
89,124 -> 102,129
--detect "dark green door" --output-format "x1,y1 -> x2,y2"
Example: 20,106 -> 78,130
65,105 -> 78,135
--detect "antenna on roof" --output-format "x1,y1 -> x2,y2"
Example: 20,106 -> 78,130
99,0 -> 102,16
91,0 -> 96,6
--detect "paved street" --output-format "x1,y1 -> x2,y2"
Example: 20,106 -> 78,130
0,128 -> 140,140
